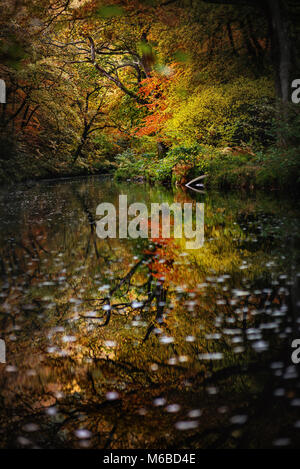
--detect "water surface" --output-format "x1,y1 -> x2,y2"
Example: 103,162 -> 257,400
0,176 -> 300,449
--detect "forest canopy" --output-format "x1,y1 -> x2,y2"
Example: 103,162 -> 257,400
0,0 -> 299,187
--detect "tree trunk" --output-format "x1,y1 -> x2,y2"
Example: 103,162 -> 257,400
267,0 -> 291,102
73,127 -> 89,164
157,141 -> 168,158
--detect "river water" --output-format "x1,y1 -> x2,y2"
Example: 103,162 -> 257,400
0,176 -> 300,448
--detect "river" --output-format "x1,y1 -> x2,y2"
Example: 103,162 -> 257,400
0,176 -> 300,448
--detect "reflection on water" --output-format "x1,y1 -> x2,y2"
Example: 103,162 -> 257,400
0,176 -> 300,449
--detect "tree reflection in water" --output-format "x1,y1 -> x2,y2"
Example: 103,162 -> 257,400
0,177 -> 300,448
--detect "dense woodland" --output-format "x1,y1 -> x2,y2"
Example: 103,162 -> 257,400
0,0 -> 300,189
1,1 -> 300,450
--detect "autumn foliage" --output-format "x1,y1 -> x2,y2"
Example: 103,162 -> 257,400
134,66 -> 178,139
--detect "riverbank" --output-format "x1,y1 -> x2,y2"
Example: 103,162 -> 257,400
0,140 -> 113,185
1,142 -> 299,193
114,144 -> 300,193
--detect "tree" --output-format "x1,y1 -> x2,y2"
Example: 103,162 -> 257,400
203,0 -> 293,102
73,83 -> 116,164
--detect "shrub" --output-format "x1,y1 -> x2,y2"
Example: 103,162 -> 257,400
114,149 -> 156,180
164,77 -> 275,148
